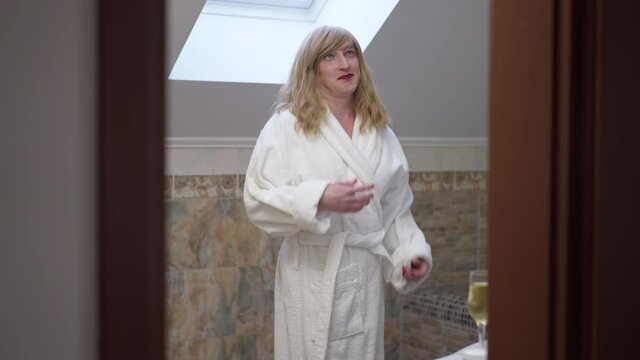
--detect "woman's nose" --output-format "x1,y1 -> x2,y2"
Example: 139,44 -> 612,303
337,54 -> 350,69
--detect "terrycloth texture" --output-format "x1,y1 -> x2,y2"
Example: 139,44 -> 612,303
244,110 -> 432,360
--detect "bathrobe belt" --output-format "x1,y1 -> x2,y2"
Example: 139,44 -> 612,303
288,230 -> 394,282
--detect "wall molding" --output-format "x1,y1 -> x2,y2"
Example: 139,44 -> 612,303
398,137 -> 487,147
166,137 -> 257,148
165,136 -> 488,148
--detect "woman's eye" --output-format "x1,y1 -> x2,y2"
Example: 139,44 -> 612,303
322,53 -> 335,60
345,49 -> 356,56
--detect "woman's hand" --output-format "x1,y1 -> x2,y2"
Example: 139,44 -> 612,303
318,179 -> 374,213
402,257 -> 429,281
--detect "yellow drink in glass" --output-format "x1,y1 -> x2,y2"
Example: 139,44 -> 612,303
468,281 -> 488,325
468,270 -> 488,355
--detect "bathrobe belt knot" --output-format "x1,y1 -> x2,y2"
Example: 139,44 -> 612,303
289,230 -> 394,282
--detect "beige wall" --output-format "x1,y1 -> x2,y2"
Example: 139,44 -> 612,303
0,1 -> 97,359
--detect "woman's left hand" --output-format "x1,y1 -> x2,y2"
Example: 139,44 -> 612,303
402,257 -> 429,281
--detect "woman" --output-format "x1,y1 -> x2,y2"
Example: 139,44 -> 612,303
244,26 -> 432,360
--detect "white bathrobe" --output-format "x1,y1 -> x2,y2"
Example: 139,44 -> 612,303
244,110 -> 432,360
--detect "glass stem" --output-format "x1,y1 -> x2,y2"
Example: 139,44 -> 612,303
478,322 -> 487,350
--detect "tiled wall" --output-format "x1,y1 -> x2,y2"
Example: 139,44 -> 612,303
401,172 -> 487,359
165,175 -> 275,359
165,171 -> 487,360
409,172 -> 488,298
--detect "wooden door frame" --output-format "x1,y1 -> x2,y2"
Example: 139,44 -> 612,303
490,0 -> 640,359
488,0 -> 555,358
98,1 -> 165,359
488,0 -> 599,358
98,0 -> 640,359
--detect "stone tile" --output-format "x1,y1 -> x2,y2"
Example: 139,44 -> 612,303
454,171 -> 487,192
236,266 -> 275,335
256,233 -> 274,267
411,198 -> 435,224
166,176 -> 173,199
167,198 -> 245,270
256,329 -> 274,360
235,200 -> 270,267
173,335 -> 257,360
166,339 -> 190,360
453,253 -> 478,273
185,268 -> 238,338
478,191 -> 488,219
403,313 -> 451,359
477,192 -> 488,267
403,345 -> 432,360
384,283 -> 402,318
476,252 -> 488,271
384,343 -> 400,360
271,236 -> 284,266
185,337 -> 223,360
431,283 -> 469,298
477,220 -> 488,252
410,188 -> 487,299
438,269 -> 470,285
409,172 -> 454,194
451,234 -> 476,252
237,175 -> 246,198
384,317 -> 400,346
222,335 -> 257,360
166,199 -> 207,270
174,175 -> 237,199
442,323 -> 477,355
166,269 -> 241,359
166,271 -> 197,345
423,252 -> 446,285
478,192 -> 488,239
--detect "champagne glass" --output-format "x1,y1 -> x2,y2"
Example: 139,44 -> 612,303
468,270 -> 488,353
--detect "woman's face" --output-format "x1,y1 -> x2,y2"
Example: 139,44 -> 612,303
315,43 -> 360,100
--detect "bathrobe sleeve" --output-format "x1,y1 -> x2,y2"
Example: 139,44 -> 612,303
381,129 -> 433,294
243,117 -> 331,237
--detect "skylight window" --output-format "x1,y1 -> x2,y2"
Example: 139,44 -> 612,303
171,0 -> 399,84
204,0 -> 326,22
213,0 -> 315,9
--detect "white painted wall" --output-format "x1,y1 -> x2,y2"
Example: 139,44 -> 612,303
0,1 -> 97,359
168,0 -> 489,139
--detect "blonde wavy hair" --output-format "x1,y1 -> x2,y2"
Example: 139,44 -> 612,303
275,26 -> 388,135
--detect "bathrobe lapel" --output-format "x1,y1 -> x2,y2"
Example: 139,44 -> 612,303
297,113 -> 386,360
319,113 -> 384,223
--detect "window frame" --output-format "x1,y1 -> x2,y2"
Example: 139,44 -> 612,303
204,0 -> 327,22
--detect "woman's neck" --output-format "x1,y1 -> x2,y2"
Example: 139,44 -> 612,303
324,95 -> 356,137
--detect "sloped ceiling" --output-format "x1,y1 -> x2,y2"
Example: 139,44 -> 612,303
167,0 -> 489,140
167,0 -> 206,77
170,0 -> 399,84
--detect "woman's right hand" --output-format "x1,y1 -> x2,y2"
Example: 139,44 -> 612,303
318,179 -> 374,213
